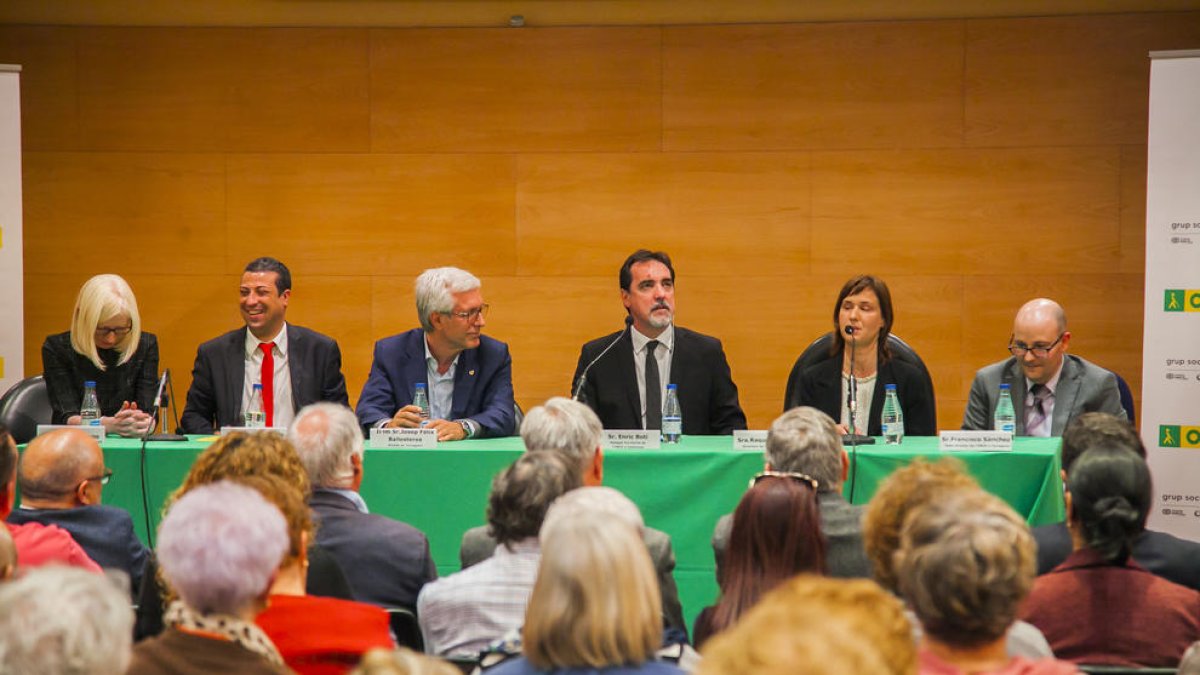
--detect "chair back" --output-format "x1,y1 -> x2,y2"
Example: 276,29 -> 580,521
1111,371 -> 1136,426
385,607 -> 424,651
0,375 -> 51,444
1078,666 -> 1177,675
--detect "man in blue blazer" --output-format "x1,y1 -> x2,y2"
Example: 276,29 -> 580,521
356,267 -> 515,440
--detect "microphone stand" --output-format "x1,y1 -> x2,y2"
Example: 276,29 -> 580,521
148,369 -> 187,442
843,326 -> 874,504
573,317 -> 633,403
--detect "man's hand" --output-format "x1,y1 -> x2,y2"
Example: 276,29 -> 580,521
426,419 -> 466,442
387,405 -> 425,429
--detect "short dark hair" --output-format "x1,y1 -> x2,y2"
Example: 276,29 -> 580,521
1060,412 -> 1144,474
1067,445 -> 1151,564
830,275 -> 894,361
487,451 -> 581,547
0,424 -> 16,488
243,257 -> 292,294
619,250 -> 674,292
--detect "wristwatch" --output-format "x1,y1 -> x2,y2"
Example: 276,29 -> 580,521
457,419 -> 473,439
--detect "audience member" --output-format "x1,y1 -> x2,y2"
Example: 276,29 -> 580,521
419,451 -> 578,657
290,403 -> 437,609
694,473 -> 825,648
712,406 -> 870,580
1032,412 -> 1200,590
962,298 -> 1123,435
459,397 -> 684,633
42,273 -> 157,435
8,428 -> 148,592
356,266 -> 515,439
350,648 -> 460,675
0,525 -> 13,580
0,565 -> 134,675
863,457 -> 1053,659
571,249 -> 746,435
487,510 -> 683,675
0,424 -> 98,572
897,490 -> 1077,674
182,256 -> 349,433
1021,446 -> 1200,667
1181,642 -> 1200,675
128,481 -> 291,674
783,274 -> 936,435
697,575 -> 915,675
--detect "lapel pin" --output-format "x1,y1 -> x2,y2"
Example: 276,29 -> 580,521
469,370 -> 476,376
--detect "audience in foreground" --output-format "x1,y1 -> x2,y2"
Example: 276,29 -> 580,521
1021,446 -> 1200,667
128,481 -> 290,674
0,565 -> 133,675
693,472 -> 825,648
698,575 -> 915,675
350,647 -> 460,675
896,489 -> 1077,675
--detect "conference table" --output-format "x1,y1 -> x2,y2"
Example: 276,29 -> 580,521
84,434 -> 1063,629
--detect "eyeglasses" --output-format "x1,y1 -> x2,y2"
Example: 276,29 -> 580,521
84,468 -> 113,486
749,471 -> 819,491
1008,333 -> 1065,358
443,304 -> 489,322
95,325 -> 133,338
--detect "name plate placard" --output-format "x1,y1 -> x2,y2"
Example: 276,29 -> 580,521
939,430 -> 1013,452
37,424 -> 105,442
603,430 -> 661,450
370,427 -> 438,449
733,430 -> 769,451
219,426 -> 287,437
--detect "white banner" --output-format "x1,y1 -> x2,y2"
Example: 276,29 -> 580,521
1142,51 -> 1200,541
0,66 -> 23,395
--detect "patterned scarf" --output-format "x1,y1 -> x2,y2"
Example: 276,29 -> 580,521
164,600 -> 284,666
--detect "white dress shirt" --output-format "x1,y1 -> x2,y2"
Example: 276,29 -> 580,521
241,323 -> 294,428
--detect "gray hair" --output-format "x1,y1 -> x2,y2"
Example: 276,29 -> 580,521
415,267 -> 481,332
767,407 -> 844,492
0,566 -> 134,675
157,481 -> 289,616
288,403 -> 364,489
487,452 -> 581,546
541,486 -> 644,541
521,397 -> 603,478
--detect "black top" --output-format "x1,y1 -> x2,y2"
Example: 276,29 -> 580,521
41,331 -> 159,424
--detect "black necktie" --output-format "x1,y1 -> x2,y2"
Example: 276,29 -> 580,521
645,340 -> 661,430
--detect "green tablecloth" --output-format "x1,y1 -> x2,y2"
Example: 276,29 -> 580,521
78,434 -> 1063,629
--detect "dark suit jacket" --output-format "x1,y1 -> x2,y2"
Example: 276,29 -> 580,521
572,326 -> 746,435
180,324 -> 348,434
7,504 -> 148,595
787,355 -> 937,436
962,354 -> 1124,435
42,331 -> 159,424
355,328 -> 515,438
459,524 -> 686,635
711,491 -> 871,582
1032,521 -> 1200,592
309,489 -> 437,610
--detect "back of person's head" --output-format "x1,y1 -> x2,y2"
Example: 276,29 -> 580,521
414,267 -> 481,331
540,486 -> 644,538
520,397 -> 602,478
351,647 -> 461,675
698,576 -> 914,675
1067,445 -> 1152,564
0,525 -> 15,580
228,472 -> 313,569
173,431 -> 311,507
765,407 -> 844,491
0,565 -> 134,675
1060,412 -> 1144,474
712,474 -> 825,634
70,273 -> 143,370
487,451 -> 581,548
289,402 -> 364,489
1180,641 -> 1200,675
896,489 -> 1034,650
157,481 -> 289,616
525,511 -> 661,669
863,457 -> 979,592
17,428 -> 102,503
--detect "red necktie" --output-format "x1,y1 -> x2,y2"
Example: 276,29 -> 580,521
259,342 -> 275,427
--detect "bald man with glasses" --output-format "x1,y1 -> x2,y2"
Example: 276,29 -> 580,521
961,298 -> 1125,436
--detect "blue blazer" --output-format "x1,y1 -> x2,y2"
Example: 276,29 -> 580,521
355,328 -> 516,438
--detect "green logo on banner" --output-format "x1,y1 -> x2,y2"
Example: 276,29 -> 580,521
1165,290 -> 1184,311
1161,425 -> 1181,447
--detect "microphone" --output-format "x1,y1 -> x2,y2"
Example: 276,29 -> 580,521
572,316 -> 633,402
152,369 -> 169,410
147,369 -> 187,442
842,323 -> 874,448
844,325 -> 855,336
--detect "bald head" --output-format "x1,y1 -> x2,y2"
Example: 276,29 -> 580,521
1014,298 -> 1067,334
19,429 -> 106,507
1011,298 -> 1071,385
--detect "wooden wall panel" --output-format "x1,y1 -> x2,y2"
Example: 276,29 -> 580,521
809,147 -> 1123,276
1120,145 -> 1149,275
76,28 -> 370,152
369,27 -> 662,152
515,153 -> 810,277
0,27 -> 78,151
965,13 -> 1200,147
225,154 -> 518,277
663,22 -> 965,151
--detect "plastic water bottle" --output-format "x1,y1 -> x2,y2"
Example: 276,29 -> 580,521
994,383 -> 1016,434
412,383 -> 431,426
244,383 -> 266,428
881,383 -> 904,445
80,381 -> 101,427
662,384 -> 682,444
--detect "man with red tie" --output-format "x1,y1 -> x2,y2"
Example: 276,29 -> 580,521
181,257 -> 349,433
